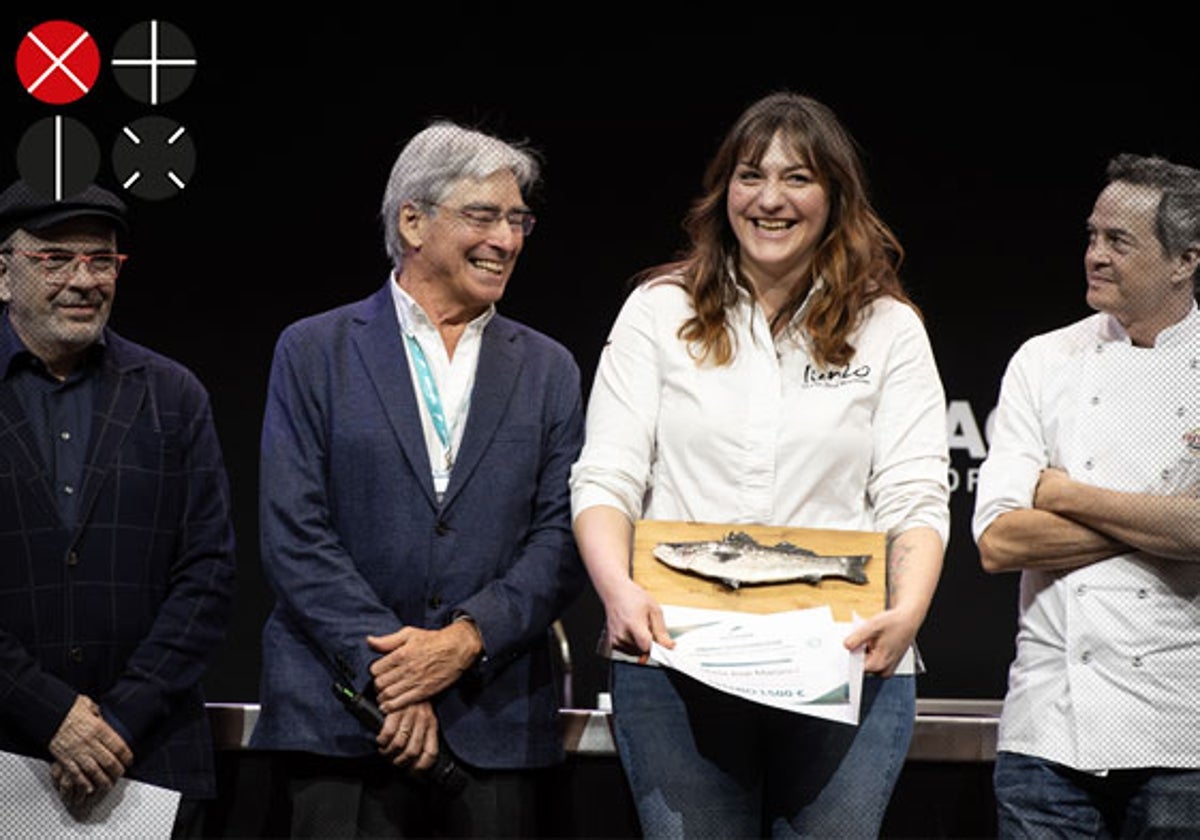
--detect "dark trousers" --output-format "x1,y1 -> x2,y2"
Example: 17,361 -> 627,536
171,798 -> 207,839
283,752 -> 547,839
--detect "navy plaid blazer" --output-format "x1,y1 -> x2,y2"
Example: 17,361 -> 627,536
0,315 -> 236,798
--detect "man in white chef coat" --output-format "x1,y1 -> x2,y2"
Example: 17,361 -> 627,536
973,152 -> 1200,837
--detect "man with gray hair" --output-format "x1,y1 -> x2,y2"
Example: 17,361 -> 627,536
251,122 -> 585,836
974,153 -> 1200,836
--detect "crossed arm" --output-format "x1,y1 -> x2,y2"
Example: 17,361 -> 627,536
978,467 -> 1200,572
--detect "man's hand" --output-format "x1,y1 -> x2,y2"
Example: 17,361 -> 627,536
367,623 -> 483,713
47,695 -> 133,806
376,700 -> 439,771
1033,467 -> 1073,512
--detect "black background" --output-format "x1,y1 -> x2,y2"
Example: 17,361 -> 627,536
6,7 -> 1198,709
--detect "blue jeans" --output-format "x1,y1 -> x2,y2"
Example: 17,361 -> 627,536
611,661 -> 914,838
995,751 -> 1200,839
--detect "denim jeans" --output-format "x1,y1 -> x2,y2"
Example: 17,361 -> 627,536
995,751 -> 1200,839
610,661 -> 915,838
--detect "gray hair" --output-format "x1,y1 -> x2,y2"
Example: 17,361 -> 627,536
380,121 -> 541,269
1106,153 -> 1200,268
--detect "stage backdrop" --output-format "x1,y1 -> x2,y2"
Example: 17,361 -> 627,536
6,9 -> 1197,708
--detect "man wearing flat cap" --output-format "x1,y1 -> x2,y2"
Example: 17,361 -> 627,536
0,180 -> 236,836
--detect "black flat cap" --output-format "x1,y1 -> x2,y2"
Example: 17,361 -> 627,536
0,181 -> 128,242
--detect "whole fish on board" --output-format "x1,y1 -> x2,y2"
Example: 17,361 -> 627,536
652,531 -> 870,590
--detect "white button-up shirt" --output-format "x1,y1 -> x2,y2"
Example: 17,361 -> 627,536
973,304 -> 1200,771
571,278 -> 949,557
391,277 -> 493,499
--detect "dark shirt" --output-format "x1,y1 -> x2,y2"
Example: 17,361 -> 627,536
0,309 -> 103,524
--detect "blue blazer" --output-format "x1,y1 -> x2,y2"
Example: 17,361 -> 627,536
0,320 -> 236,798
251,284 -> 586,769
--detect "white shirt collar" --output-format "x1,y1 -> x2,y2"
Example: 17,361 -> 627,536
389,272 -> 496,338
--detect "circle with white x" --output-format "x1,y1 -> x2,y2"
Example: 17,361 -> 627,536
112,116 -> 196,201
111,20 -> 197,106
14,20 -> 100,105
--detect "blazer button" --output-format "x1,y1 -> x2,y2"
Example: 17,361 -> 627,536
69,647 -> 84,663
435,521 -> 449,536
428,594 -> 443,609
66,550 -> 79,566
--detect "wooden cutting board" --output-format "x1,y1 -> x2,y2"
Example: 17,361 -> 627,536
632,519 -> 887,621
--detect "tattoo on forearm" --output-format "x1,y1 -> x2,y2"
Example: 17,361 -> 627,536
886,535 -> 911,607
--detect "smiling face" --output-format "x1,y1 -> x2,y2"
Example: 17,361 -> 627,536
726,132 -> 831,291
1085,180 -> 1197,346
0,218 -> 117,375
397,169 -> 528,322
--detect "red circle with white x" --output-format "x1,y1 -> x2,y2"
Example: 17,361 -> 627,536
15,20 -> 100,105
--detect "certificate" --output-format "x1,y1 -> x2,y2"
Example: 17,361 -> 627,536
0,750 -> 180,838
649,604 -> 865,724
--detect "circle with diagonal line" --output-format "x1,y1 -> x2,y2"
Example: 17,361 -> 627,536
112,116 -> 196,201
15,20 -> 100,105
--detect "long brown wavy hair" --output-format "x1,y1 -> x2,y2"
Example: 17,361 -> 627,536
640,91 -> 916,368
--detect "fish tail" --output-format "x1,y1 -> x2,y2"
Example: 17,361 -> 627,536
844,555 -> 869,585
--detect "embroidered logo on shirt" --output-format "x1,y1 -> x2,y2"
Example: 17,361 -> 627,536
1184,428 -> 1200,454
801,363 -> 872,388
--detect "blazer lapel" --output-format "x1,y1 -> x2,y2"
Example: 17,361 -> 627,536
0,381 -> 61,524
74,341 -> 147,531
351,286 -> 438,507
440,317 -> 523,510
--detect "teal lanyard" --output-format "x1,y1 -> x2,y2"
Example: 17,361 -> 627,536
403,333 -> 453,469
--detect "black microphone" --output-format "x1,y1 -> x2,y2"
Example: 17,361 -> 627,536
332,682 -> 469,797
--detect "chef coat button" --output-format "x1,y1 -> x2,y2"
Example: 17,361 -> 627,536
1081,651 -> 1092,664
1162,469 -> 1171,481
1076,584 -> 1087,596
428,594 -> 443,609
1084,459 -> 1094,470
1096,345 -> 1104,354
1132,656 -> 1143,667
1191,358 -> 1199,370
435,521 -> 449,536
1137,588 -> 1148,599
69,647 -> 83,663
1177,406 -> 1187,417
1090,396 -> 1100,406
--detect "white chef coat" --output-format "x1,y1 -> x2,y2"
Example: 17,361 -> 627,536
973,304 -> 1200,771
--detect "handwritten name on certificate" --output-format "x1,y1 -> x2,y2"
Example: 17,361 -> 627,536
649,605 -> 865,725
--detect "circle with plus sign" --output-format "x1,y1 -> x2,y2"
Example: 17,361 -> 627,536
112,116 -> 196,201
16,116 -> 101,200
14,20 -> 101,105
111,20 -> 197,106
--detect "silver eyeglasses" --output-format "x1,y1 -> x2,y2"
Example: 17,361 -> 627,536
427,202 -> 536,236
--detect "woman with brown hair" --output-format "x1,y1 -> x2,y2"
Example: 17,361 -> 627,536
570,91 -> 950,836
